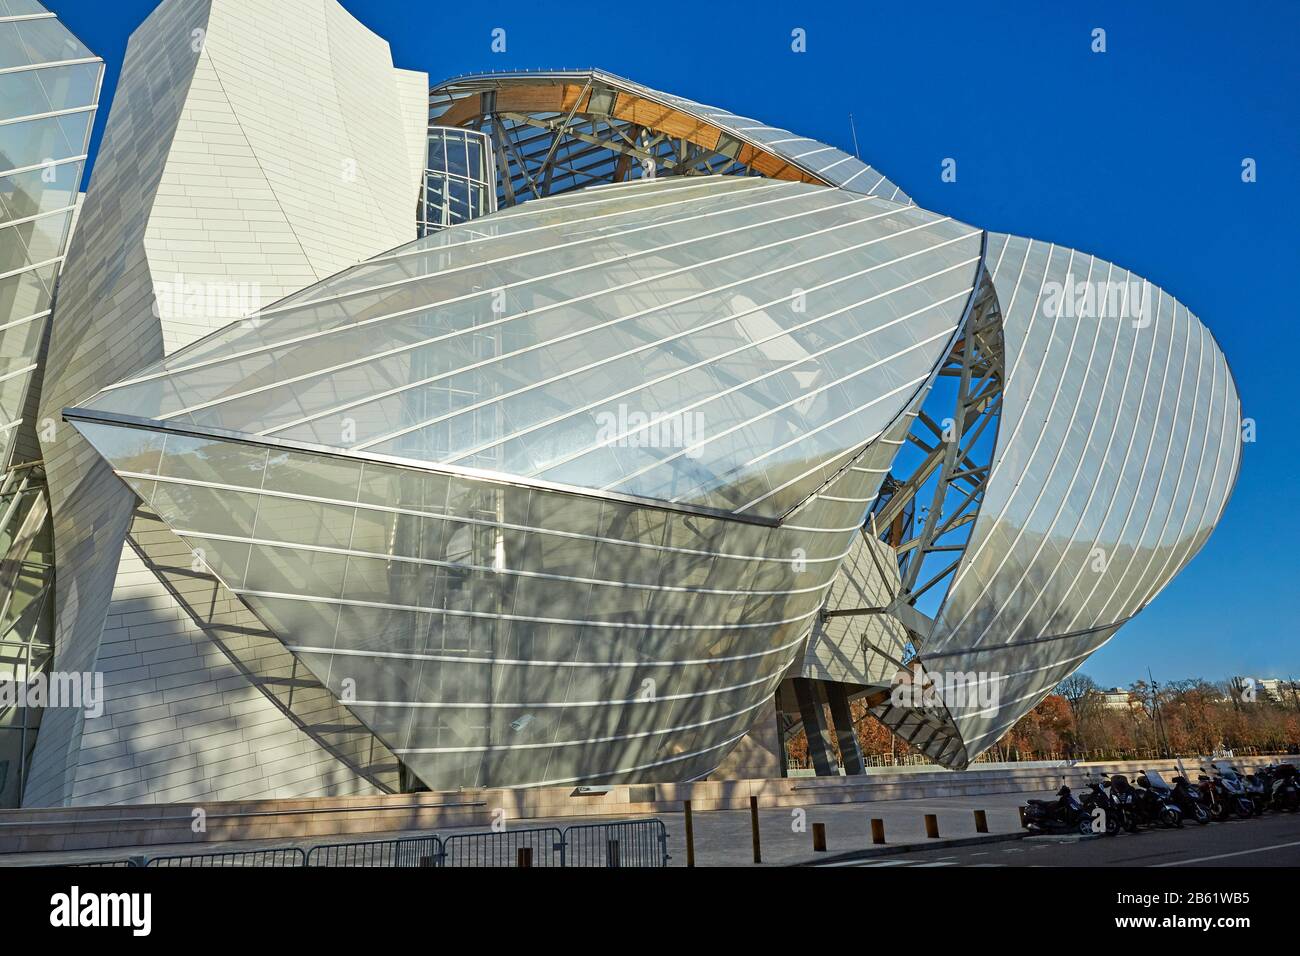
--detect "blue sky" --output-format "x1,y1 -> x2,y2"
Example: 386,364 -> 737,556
50,1 -> 1298,688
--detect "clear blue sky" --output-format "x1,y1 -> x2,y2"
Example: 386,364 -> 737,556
50,0 -> 1298,688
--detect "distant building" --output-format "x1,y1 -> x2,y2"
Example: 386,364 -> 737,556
1252,678 -> 1297,703
1098,688 -> 1138,711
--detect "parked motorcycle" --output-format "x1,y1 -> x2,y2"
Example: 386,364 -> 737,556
1134,771 -> 1184,828
1023,785 -> 1095,835
1240,766 -> 1274,815
1079,776 -> 1121,836
1103,774 -> 1141,833
1205,763 -> 1255,819
1144,769 -> 1211,825
1267,763 -> 1300,811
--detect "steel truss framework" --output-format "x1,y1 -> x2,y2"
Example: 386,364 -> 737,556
0,463 -> 55,806
874,273 -> 1006,620
814,272 -> 1004,642
786,270 -> 1005,774
429,74 -> 835,206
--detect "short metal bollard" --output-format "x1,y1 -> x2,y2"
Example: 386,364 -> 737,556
974,809 -> 989,834
812,822 -> 827,852
871,818 -> 885,845
683,800 -> 696,868
925,814 -> 940,839
750,796 -> 761,864
517,847 -> 533,868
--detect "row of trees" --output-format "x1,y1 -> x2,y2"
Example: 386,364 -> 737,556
786,674 -> 1300,769
1037,674 -> 1300,759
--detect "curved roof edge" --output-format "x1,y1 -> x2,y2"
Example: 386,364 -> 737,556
428,68 -> 911,205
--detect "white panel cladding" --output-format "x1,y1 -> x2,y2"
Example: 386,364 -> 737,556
145,47 -> 320,353
394,68 -> 431,210
68,510 -> 395,805
25,0 -> 211,809
26,0 -> 426,807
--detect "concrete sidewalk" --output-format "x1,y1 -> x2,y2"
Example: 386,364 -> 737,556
658,789 -> 1044,866
0,787 -> 1051,867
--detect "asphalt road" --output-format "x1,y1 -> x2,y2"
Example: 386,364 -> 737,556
819,811 -> 1300,867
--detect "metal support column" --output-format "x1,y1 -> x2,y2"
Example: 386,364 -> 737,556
825,683 -> 865,775
792,678 -> 839,777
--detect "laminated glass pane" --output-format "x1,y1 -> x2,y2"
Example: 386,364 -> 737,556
0,159 -> 80,224
0,208 -> 69,272
0,261 -> 55,321
0,1 -> 49,17
0,61 -> 100,122
0,16 -> 91,70
0,110 -> 91,172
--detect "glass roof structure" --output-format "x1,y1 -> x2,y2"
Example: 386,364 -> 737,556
78,176 -> 980,521
0,0 -> 101,807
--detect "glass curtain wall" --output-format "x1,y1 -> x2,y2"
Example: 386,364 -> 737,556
418,126 -> 496,235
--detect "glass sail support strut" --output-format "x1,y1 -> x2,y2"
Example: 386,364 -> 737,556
871,275 -> 1005,624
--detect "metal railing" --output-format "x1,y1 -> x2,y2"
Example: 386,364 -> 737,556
564,819 -> 670,868
146,847 -> 306,867
48,818 -> 671,868
441,826 -> 565,867
306,835 -> 441,868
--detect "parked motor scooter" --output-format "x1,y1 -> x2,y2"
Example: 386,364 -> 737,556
1134,770 -> 1184,828
1206,763 -> 1255,819
1146,769 -> 1211,825
1267,763 -> 1300,812
1022,785 -> 1094,835
1078,775 -> 1120,836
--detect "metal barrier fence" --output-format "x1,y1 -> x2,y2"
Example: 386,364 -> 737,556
306,835 -> 442,868
55,818 -> 671,868
441,826 -> 565,867
73,859 -> 140,867
146,847 -> 306,867
564,819 -> 670,868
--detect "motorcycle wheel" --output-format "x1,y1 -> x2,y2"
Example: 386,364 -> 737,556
1214,802 -> 1231,822
1077,816 -> 1094,836
1234,798 -> 1253,819
1161,807 -> 1183,829
1194,805 -> 1210,825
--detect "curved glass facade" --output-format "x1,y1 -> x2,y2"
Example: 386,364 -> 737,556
66,174 -> 981,788
0,0 -> 101,806
80,177 -> 980,520
868,234 -> 1241,767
